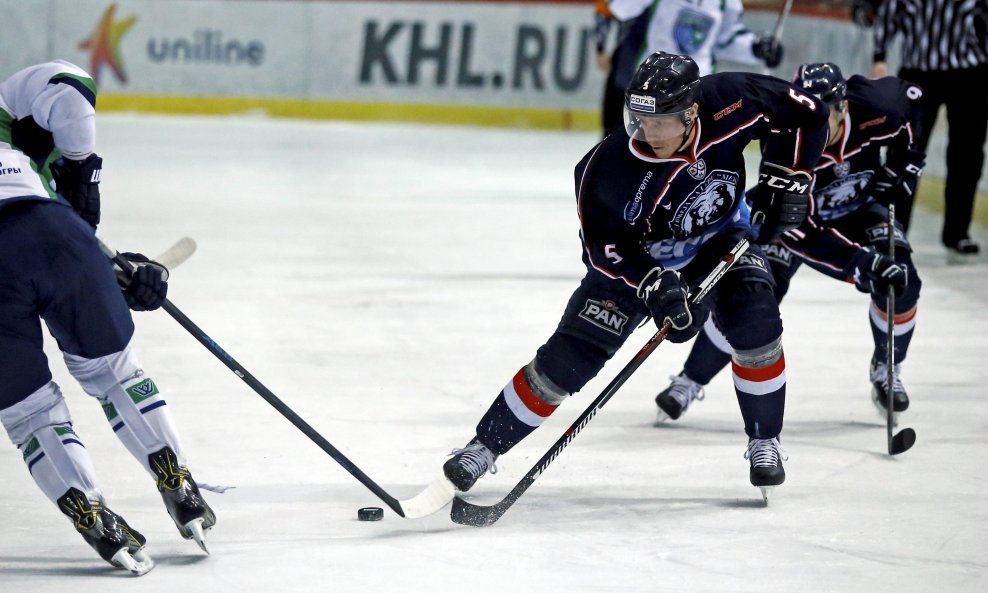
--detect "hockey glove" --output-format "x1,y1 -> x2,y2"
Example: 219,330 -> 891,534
850,0 -> 881,27
637,267 -> 705,343
850,248 -> 907,297
750,163 -> 812,243
51,153 -> 102,229
116,252 -> 169,312
752,34 -> 783,69
865,149 -> 925,207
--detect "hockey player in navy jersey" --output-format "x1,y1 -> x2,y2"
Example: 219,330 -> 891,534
442,52 -> 829,498
653,63 -> 924,427
0,61 -> 214,574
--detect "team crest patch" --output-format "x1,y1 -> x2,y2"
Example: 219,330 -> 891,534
579,299 -> 629,335
673,9 -> 715,54
687,159 -> 707,180
833,161 -> 851,178
126,378 -> 159,404
670,169 -> 738,236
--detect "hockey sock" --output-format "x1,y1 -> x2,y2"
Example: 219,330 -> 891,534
732,344 -> 786,439
0,382 -> 103,503
476,362 -> 567,455
64,345 -> 186,479
869,302 -> 917,364
682,316 -> 733,385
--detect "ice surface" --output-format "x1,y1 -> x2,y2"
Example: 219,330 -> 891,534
1,114 -> 986,592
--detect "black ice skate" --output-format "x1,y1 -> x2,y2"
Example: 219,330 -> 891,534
443,438 -> 498,492
870,357 -> 909,425
655,373 -> 705,422
57,487 -> 154,575
149,446 -> 216,553
946,238 -> 980,265
745,437 -> 786,502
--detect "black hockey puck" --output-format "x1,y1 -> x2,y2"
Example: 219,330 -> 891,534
357,507 -> 384,521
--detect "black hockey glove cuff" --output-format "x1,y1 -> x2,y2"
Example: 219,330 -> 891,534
51,153 -> 102,229
637,267 -> 706,343
751,163 -> 812,243
116,252 -> 169,312
850,248 -> 907,297
752,34 -> 783,68
867,148 -> 925,206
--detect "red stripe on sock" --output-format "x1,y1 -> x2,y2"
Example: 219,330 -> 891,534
732,354 -> 786,383
872,304 -> 918,324
512,370 -> 558,418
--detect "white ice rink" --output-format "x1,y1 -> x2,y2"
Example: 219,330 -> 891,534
1,114 -> 986,592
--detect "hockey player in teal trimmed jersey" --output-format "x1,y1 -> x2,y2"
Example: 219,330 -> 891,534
0,60 -> 215,574
607,0 -> 784,76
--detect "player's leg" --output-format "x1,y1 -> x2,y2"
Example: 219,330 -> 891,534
41,205 -> 214,547
852,205 -> 922,416
941,64 -> 987,261
655,242 -> 800,423
712,246 -> 787,494
0,202 -> 150,572
444,272 -> 646,491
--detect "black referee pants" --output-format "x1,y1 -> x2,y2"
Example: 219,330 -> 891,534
897,64 -> 988,246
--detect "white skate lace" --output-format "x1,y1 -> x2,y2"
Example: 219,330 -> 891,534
449,443 -> 498,479
871,362 -> 906,396
667,374 -> 705,409
744,438 -> 787,468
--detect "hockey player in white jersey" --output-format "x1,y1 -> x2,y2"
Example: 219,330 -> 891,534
607,0 -> 784,75
0,61 -> 215,574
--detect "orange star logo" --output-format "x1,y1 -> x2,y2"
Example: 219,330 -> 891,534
79,3 -> 137,85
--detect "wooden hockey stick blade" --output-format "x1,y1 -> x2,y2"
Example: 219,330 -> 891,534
153,236 -> 197,271
398,477 -> 456,519
889,427 -> 916,455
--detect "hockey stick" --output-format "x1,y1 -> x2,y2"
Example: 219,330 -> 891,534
153,236 -> 197,271
450,239 -> 750,527
760,0 -> 793,75
98,237 -> 453,519
772,0 -> 794,43
885,205 -> 916,455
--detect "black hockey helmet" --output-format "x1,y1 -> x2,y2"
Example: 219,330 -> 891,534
792,63 -> 847,106
624,52 -> 701,142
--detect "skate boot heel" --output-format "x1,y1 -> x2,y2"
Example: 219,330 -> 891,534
149,446 -> 216,553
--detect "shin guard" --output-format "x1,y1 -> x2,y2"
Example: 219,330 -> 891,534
63,345 -> 185,478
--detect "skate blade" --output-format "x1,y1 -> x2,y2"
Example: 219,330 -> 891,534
111,548 -> 155,576
185,518 -> 209,554
653,409 -> 672,425
758,486 -> 774,503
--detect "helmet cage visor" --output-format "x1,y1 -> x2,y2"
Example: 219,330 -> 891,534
624,105 -> 691,144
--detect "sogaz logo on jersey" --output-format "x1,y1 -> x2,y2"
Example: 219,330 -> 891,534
579,299 -> 629,336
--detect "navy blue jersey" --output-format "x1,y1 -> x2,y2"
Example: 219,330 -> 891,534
811,75 -> 923,221
575,72 -> 828,288
780,75 -> 923,278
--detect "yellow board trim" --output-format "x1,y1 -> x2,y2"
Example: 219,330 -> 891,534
97,94 -> 601,132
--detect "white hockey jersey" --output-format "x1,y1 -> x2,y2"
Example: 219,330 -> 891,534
0,60 -> 98,206
0,147 -> 53,203
608,0 -> 763,75
0,60 -> 98,161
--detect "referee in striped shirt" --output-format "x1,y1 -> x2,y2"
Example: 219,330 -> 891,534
871,0 -> 988,263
